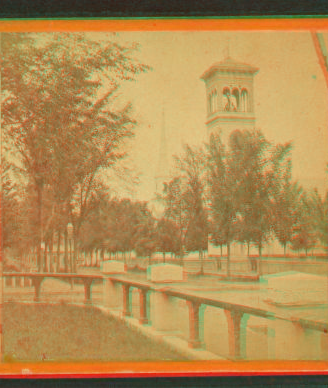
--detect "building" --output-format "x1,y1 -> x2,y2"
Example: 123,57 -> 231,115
200,55 -> 259,139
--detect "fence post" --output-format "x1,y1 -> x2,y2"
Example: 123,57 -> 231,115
32,277 -> 44,302
83,278 -> 93,305
138,289 -> 148,324
122,284 -> 131,317
224,309 -> 245,359
187,300 -> 202,349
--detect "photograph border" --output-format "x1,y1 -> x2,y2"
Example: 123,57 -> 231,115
0,16 -> 328,379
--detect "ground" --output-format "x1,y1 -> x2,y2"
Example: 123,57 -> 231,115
3,302 -> 188,362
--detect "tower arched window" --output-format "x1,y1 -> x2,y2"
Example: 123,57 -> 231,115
213,89 -> 218,112
241,89 -> 249,112
231,88 -> 239,111
222,87 -> 231,111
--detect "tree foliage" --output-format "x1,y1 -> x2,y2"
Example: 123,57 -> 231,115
1,32 -> 149,270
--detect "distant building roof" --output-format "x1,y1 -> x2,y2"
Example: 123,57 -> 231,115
201,56 -> 259,81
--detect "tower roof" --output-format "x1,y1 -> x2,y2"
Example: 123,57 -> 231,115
201,56 -> 259,81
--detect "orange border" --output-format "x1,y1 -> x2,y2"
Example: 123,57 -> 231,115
1,17 -> 328,377
0,18 -> 327,32
0,360 -> 327,377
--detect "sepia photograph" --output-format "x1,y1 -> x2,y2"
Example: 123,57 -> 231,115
0,21 -> 327,375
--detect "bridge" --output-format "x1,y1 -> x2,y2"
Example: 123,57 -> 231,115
3,270 -> 328,360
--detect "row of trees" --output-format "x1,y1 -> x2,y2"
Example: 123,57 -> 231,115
160,130 -> 328,274
78,195 -> 180,264
1,32 -> 149,271
71,128 -> 327,273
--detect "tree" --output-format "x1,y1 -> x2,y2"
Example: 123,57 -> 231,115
156,218 -> 180,262
269,142 -> 302,257
230,130 -> 274,271
175,145 -> 208,274
207,132 -> 239,278
291,192 -> 317,256
134,205 -> 157,265
207,130 -> 293,276
310,189 -> 328,255
1,32 -> 149,271
161,177 -> 189,264
273,180 -> 301,256
1,160 -> 21,252
209,219 -> 226,269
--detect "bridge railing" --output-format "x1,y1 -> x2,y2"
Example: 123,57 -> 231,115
102,275 -> 328,360
3,272 -> 328,360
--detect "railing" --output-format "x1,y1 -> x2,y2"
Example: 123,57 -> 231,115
3,272 -> 103,304
3,272 -> 328,360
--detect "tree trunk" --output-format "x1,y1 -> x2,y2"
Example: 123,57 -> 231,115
49,232 -> 54,273
218,244 -> 223,270
258,243 -> 262,276
57,231 -> 61,273
73,237 -> 78,273
200,249 -> 204,275
43,243 -> 48,273
227,242 -> 231,279
247,241 -> 253,271
179,243 -> 184,266
36,184 -> 43,272
64,229 -> 68,273
163,252 -> 166,263
284,243 -> 286,257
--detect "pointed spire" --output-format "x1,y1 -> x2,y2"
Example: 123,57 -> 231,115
155,107 -> 169,193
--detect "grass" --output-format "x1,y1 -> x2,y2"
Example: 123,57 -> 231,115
3,302 -> 188,362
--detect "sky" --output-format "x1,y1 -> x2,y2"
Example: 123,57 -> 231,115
95,31 -> 328,201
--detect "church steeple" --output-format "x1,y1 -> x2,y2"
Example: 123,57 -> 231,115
155,108 -> 169,193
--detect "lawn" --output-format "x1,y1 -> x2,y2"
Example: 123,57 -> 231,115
3,302 -> 188,362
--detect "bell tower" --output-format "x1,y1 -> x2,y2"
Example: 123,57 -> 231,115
201,56 -> 259,138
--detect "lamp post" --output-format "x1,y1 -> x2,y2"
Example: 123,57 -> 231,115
67,223 -> 74,289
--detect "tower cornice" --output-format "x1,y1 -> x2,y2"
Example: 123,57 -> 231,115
201,57 -> 259,81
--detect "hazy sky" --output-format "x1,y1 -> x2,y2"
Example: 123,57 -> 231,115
99,31 -> 328,201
